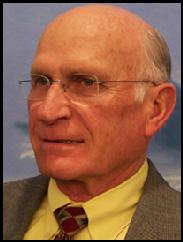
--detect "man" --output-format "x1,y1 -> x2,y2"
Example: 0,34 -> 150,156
3,4 -> 181,240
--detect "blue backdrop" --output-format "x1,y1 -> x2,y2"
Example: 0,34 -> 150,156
3,3 -> 181,191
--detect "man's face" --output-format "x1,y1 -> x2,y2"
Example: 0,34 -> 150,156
28,12 -> 148,183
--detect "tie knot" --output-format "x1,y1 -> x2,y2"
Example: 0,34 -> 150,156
54,205 -> 88,240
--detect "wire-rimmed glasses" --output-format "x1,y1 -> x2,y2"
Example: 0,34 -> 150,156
18,73 -> 156,104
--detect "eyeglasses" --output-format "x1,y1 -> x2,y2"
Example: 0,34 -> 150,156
18,74 -> 156,104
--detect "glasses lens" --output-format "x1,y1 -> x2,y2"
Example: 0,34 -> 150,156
19,74 -> 101,104
66,74 -> 99,101
19,74 -> 48,100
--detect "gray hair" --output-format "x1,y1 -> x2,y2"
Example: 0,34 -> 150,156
134,28 -> 171,103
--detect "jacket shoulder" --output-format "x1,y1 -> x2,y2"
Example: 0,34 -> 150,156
3,175 -> 48,194
3,175 -> 49,240
3,175 -> 49,206
125,159 -> 181,240
146,160 -> 181,215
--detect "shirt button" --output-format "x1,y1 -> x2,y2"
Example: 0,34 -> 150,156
45,232 -> 50,238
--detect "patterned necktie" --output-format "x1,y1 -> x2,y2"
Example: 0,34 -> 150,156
54,205 -> 88,240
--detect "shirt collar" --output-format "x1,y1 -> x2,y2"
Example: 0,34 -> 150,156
83,159 -> 148,240
47,159 -> 148,240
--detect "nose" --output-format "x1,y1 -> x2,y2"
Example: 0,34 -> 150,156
53,80 -> 66,92
37,82 -> 72,124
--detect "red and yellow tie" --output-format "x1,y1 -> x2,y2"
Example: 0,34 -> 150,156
54,205 -> 88,240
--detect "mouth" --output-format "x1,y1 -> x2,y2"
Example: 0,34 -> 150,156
44,140 -> 84,144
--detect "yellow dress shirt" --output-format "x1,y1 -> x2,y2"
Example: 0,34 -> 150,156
23,159 -> 148,240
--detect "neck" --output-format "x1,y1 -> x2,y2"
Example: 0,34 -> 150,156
55,158 -> 145,202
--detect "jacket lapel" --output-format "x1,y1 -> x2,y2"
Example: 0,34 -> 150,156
4,175 -> 49,240
124,159 -> 165,240
124,208 -> 161,240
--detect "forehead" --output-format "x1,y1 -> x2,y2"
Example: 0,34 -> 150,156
32,5 -> 149,79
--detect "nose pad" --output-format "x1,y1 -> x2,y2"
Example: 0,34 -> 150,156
55,80 -> 66,92
47,79 -> 74,104
60,81 -> 66,93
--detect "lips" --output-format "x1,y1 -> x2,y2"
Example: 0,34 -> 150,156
36,126 -> 85,146
44,140 -> 84,144
38,137 -> 85,155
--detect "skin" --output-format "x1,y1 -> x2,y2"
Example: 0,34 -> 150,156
28,5 -> 176,202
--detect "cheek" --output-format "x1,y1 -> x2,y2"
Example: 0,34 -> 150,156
91,101 -> 145,152
28,101 -> 40,145
85,103 -> 124,154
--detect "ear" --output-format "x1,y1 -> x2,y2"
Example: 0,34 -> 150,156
145,83 -> 176,138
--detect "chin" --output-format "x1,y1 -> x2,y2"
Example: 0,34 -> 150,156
36,154 -> 87,181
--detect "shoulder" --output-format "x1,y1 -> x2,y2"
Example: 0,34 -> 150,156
126,159 -> 181,240
3,175 -> 49,211
3,175 -> 49,201
3,175 -> 49,240
140,159 -> 181,239
3,175 -> 49,193
146,159 -> 181,207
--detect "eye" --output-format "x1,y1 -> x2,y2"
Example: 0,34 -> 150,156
71,75 -> 97,87
37,78 -> 47,85
32,75 -> 48,86
36,76 -> 48,85
82,78 -> 95,86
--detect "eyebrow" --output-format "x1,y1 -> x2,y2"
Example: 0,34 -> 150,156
30,66 -> 44,75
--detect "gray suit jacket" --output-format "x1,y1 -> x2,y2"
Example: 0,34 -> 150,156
3,159 -> 181,240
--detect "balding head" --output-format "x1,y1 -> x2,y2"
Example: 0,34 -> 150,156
33,4 -> 170,91
44,4 -> 150,36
